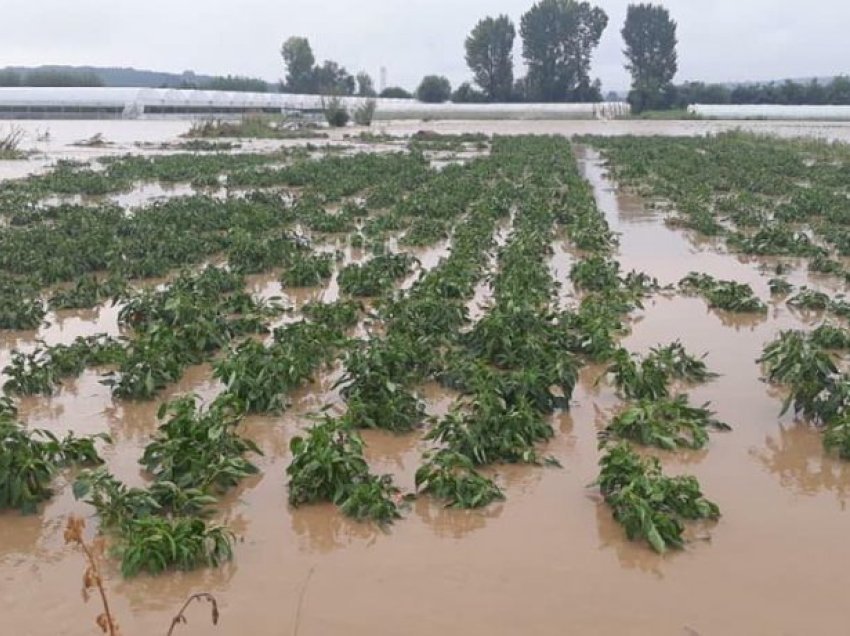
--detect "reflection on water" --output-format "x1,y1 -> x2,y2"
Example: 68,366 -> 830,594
290,503 -> 383,553
754,423 -> 850,505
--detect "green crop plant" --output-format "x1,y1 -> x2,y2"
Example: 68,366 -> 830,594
679,273 -> 766,313
48,274 -> 127,310
415,450 -> 504,508
602,395 -> 731,450
809,255 -> 844,275
74,468 -> 166,527
758,330 -> 838,420
810,324 -> 850,350
427,389 -> 553,466
560,295 -> 626,362
287,416 -> 370,506
768,278 -> 793,296
787,287 -> 831,311
823,416 -> 850,460
570,256 -> 621,293
381,294 -> 470,342
301,299 -> 363,331
0,284 -> 46,330
279,254 -> 334,287
647,341 -> 717,383
3,335 -> 124,395
399,218 -> 449,247
603,348 -> 670,400
338,253 -> 416,297
335,475 -> 401,527
73,467 -> 218,527
140,395 -> 260,493
727,226 -> 825,257
465,306 -> 578,396
215,320 -> 345,413
106,267 -> 281,400
704,281 -> 767,313
1,412 -> 109,513
3,350 -> 59,395
336,338 -> 428,432
118,517 -> 234,578
596,442 -> 720,553
286,416 -> 402,524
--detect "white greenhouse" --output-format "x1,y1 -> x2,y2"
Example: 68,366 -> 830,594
689,104 -> 850,120
0,87 -> 629,120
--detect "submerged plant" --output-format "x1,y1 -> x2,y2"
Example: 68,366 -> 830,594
787,287 -> 831,311
758,330 -> 838,420
603,348 -> 669,400
678,272 -> 766,313
647,341 -> 717,383
119,516 -> 234,577
602,395 -> 730,450
335,474 -> 401,526
287,416 -> 402,524
768,278 -> 793,296
415,450 -> 504,508
1,415 -> 109,513
596,442 -> 720,553
279,254 -> 334,287
823,416 -> 850,460
140,395 -> 260,494
337,252 -> 416,297
810,324 -> 850,350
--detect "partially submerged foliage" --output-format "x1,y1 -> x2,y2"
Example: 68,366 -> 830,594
597,443 -> 720,553
140,395 -> 260,494
2,409 -> 109,513
603,395 -> 730,450
415,450 -> 504,508
679,272 -> 766,313
287,416 -> 402,526
758,330 -> 838,421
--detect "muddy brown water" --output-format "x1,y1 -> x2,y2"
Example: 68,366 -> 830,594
2,126 -> 850,635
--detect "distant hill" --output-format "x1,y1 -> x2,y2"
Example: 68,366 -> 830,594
0,65 -> 277,91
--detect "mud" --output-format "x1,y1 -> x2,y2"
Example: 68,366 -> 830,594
1,127 -> 849,635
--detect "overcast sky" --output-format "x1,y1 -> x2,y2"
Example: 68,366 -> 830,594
3,0 -> 848,92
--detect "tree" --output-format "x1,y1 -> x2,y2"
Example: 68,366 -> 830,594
380,86 -> 412,99
313,61 -> 355,95
465,15 -> 515,102
0,70 -> 20,87
281,36 -> 316,93
22,70 -> 103,87
452,82 -> 488,103
356,72 -> 377,97
829,76 -> 850,104
204,75 -> 268,92
416,76 -> 452,103
622,3 -> 678,112
520,0 -> 608,102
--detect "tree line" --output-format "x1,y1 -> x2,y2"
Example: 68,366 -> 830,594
0,68 -> 272,92
278,1 -> 675,107
280,0 -> 850,111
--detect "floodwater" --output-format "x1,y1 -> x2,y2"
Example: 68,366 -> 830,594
1,123 -> 850,635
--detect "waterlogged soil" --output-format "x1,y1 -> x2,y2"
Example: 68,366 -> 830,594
2,128 -> 850,635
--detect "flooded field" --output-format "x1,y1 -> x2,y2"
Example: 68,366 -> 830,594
1,121 -> 849,635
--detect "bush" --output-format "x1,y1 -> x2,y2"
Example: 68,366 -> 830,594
322,96 -> 350,127
353,99 -> 377,126
380,86 -> 412,99
416,75 -> 452,103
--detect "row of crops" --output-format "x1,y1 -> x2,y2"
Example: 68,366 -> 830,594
1,133 -> 737,583
587,132 -> 850,464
